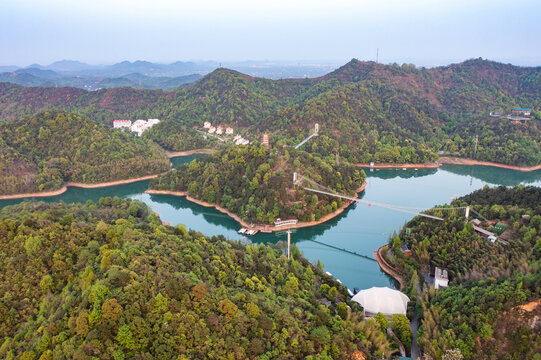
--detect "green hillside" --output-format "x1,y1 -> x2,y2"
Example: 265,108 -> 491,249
387,186 -> 541,359
149,145 -> 366,224
0,111 -> 170,195
1,58 -> 540,165
0,199 -> 392,359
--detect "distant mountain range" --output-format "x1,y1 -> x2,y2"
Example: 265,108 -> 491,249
0,68 -> 202,90
0,60 -> 340,90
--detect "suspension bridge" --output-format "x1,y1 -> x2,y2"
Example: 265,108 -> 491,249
294,171 -> 470,222
294,123 -> 319,149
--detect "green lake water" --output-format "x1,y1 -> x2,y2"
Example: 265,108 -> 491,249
2,155 -> 541,292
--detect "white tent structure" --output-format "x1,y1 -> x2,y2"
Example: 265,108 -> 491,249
351,287 -> 410,316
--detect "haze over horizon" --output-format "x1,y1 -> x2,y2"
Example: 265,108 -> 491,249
2,0 -> 541,67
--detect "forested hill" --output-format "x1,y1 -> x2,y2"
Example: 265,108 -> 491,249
0,199 -> 392,359
149,145 -> 366,224
388,186 -> 541,359
0,111 -> 170,195
1,58 -> 540,165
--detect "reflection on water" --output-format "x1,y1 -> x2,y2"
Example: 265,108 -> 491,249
441,164 -> 541,186
361,167 -> 438,180
1,158 -> 540,291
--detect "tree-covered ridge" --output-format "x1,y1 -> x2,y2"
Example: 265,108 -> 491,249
150,145 -> 366,224
1,58 -> 540,165
0,199 -> 393,359
0,111 -> 170,195
388,186 -> 541,359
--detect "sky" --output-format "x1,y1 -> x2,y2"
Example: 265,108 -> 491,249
1,0 -> 540,67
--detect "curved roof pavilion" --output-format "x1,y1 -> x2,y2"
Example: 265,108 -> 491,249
351,287 -> 410,316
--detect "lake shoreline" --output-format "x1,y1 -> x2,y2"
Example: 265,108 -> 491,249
438,157 -> 541,172
0,174 -> 161,200
374,245 -> 405,290
165,148 -> 217,158
356,158 -> 541,172
145,181 -> 368,232
355,162 -> 440,169
0,149 -> 216,200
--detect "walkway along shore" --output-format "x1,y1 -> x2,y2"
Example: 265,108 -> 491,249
145,181 -> 367,232
355,162 -> 440,169
374,244 -> 405,290
357,157 -> 541,172
438,156 -> 541,172
0,174 -> 162,200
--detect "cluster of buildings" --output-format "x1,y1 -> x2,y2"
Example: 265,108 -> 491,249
203,121 -> 233,135
202,121 -> 252,145
233,134 -> 250,145
490,107 -> 533,124
113,119 -> 160,136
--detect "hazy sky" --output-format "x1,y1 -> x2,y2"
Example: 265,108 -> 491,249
1,0 -> 540,67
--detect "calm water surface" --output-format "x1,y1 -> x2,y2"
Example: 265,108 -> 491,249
2,155 -> 541,291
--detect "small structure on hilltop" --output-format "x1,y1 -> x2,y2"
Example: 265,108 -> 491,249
262,133 -> 269,149
512,108 -> 531,116
351,287 -> 409,316
434,267 -> 448,289
400,244 -> 412,257
471,219 -> 497,240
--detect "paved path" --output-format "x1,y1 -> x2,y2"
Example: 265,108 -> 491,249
374,246 -> 405,290
410,278 -> 422,359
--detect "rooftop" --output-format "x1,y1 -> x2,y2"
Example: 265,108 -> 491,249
435,267 -> 448,280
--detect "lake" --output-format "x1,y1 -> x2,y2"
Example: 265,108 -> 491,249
2,155 -> 540,291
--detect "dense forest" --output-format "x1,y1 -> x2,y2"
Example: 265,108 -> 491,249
1,58 -> 540,165
386,186 -> 541,359
0,199 -> 394,359
149,145 -> 366,224
0,111 -> 170,195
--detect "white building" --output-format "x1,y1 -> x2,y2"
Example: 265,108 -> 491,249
434,267 -> 449,289
203,121 -> 211,128
113,120 -> 131,129
216,126 -> 223,135
351,287 -> 410,316
129,119 -> 160,136
208,126 -> 216,134
225,127 -> 234,135
131,120 -> 147,136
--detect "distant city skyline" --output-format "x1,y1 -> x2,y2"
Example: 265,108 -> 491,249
2,0 -> 540,67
